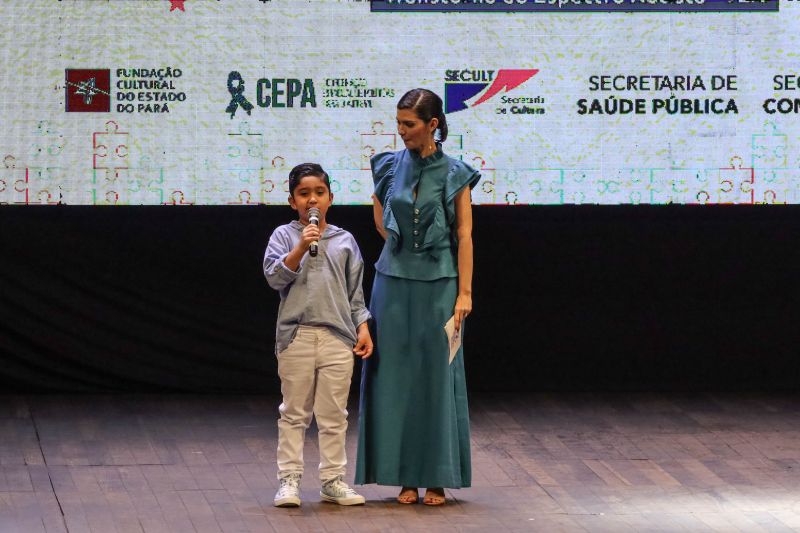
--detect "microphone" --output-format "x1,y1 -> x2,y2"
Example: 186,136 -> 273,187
308,207 -> 320,257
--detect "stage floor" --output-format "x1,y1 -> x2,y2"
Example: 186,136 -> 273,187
1,393 -> 800,532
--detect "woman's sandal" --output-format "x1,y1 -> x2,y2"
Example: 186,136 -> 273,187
397,487 -> 419,504
423,488 -> 446,506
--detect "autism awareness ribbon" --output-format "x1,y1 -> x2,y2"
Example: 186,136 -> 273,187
226,72 -> 253,119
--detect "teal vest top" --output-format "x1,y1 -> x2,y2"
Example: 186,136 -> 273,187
371,148 -> 481,281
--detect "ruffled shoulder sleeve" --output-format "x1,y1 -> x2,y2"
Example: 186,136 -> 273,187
370,151 -> 398,206
371,151 -> 402,252
444,158 -> 481,225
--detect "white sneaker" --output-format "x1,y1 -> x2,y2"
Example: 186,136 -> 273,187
274,473 -> 302,507
320,476 -> 365,506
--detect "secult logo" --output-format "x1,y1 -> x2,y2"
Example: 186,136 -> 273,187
444,69 -> 539,114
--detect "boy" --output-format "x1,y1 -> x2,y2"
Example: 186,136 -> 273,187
263,162 -> 373,507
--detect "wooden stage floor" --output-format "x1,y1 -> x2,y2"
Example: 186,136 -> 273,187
1,393 -> 800,532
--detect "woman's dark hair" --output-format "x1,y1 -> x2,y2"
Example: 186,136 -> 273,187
288,162 -> 331,196
397,88 -> 448,143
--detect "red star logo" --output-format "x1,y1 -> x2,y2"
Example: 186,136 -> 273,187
169,0 -> 186,12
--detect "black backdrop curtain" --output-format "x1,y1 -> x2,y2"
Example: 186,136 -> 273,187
2,205 -> 799,392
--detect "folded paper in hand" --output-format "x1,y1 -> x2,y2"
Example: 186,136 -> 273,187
444,315 -> 462,364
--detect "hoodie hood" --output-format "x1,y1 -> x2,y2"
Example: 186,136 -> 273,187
288,219 -> 344,239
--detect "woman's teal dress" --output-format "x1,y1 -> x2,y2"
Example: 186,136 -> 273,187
355,147 -> 480,488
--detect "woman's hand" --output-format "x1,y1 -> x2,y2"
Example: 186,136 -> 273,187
454,294 -> 472,332
453,187 -> 474,333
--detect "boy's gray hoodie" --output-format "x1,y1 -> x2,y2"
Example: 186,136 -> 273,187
263,220 -> 371,354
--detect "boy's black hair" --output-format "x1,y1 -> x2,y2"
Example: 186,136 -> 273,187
288,163 -> 331,196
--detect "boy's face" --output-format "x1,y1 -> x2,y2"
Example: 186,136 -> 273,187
289,174 -> 333,224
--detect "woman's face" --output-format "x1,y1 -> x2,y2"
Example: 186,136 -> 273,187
396,108 -> 438,153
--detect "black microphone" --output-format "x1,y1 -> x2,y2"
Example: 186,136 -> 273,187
308,207 -> 320,257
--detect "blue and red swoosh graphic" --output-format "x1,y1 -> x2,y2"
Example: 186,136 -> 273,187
445,69 -> 538,114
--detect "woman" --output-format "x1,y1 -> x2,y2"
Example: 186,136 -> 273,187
355,88 -> 480,506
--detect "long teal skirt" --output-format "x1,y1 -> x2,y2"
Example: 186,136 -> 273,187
355,272 -> 471,488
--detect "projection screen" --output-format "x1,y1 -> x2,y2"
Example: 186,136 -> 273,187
1,0 -> 797,205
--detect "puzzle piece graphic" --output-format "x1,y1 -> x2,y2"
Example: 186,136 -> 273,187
361,121 -> 397,170
0,155 -> 28,205
93,120 -> 129,182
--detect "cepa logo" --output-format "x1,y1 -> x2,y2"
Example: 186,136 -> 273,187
444,69 -> 538,114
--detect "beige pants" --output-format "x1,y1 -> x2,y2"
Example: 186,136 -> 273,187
276,326 -> 354,481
